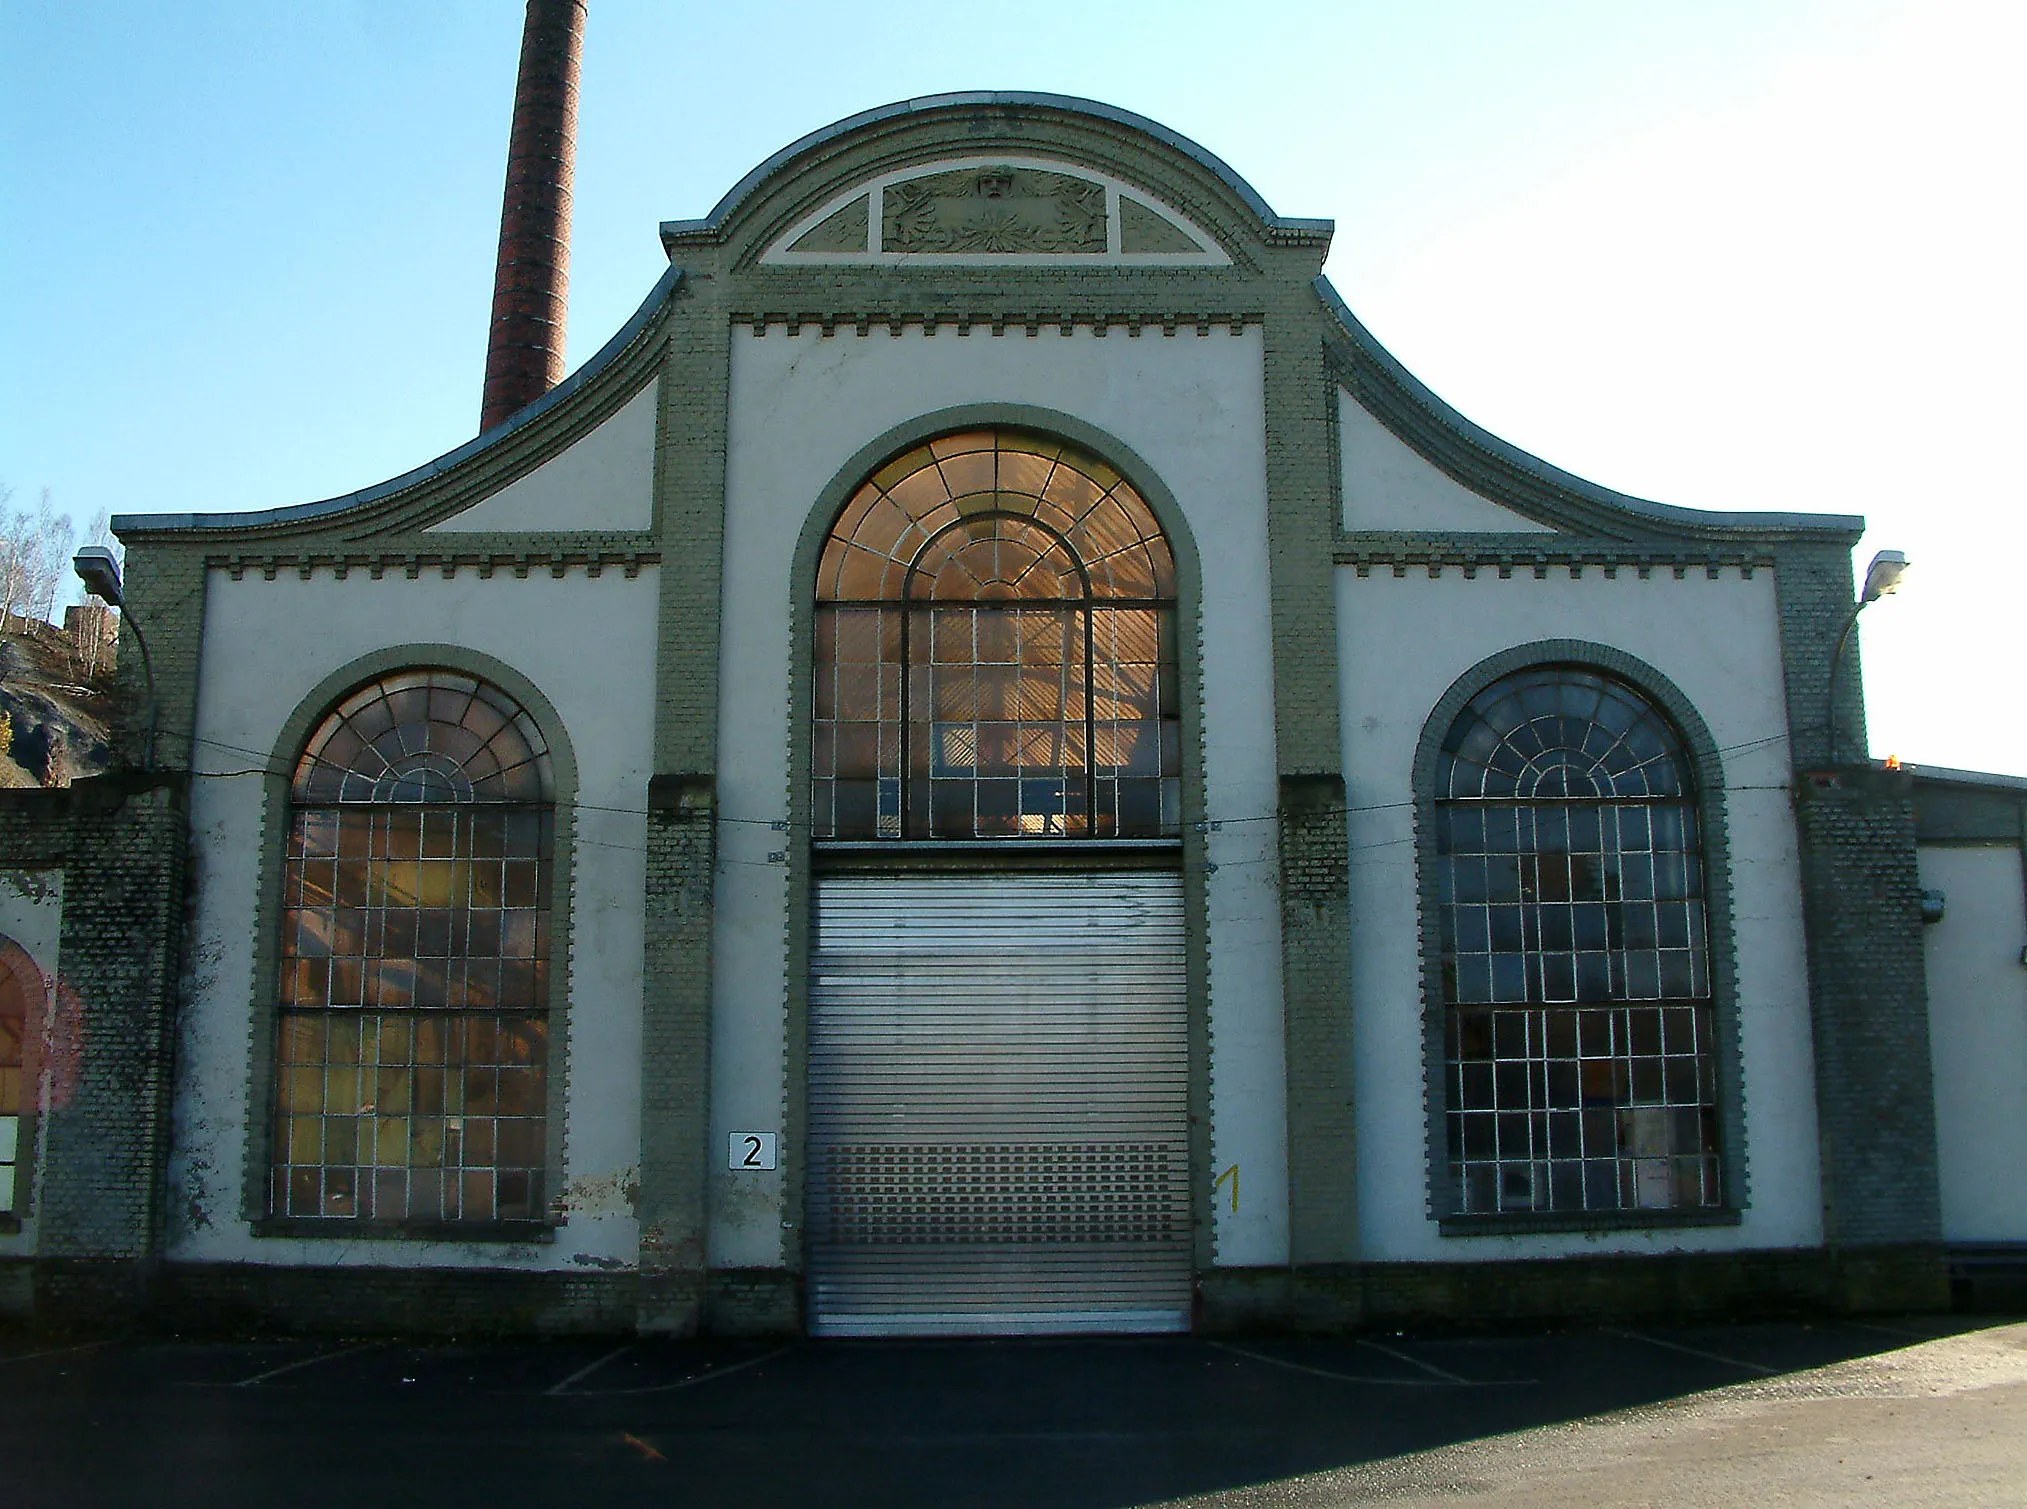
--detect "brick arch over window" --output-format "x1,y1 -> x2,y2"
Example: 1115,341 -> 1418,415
267,669 -> 558,1228
1413,643 -> 1746,1232
813,427 -> 1182,841
0,937 -> 45,1218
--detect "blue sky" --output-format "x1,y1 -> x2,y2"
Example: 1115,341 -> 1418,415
4,1 -> 2021,773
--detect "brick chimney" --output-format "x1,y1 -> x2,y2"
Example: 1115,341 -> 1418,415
480,0 -> 587,433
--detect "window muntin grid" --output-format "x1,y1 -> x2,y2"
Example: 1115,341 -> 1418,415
0,939 -> 41,1216
1435,668 -> 1721,1217
814,429 -> 1180,839
271,670 -> 554,1226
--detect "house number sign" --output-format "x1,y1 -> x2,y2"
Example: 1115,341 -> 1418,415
729,1132 -> 778,1171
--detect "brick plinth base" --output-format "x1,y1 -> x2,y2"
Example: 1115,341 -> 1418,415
1199,1246 -> 1949,1334
3,1247 -> 1953,1338
704,1268 -> 801,1335
155,1263 -> 638,1337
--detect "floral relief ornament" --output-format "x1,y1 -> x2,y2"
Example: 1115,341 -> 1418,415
883,166 -> 1108,254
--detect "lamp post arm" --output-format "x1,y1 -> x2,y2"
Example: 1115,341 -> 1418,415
117,607 -> 161,771
1824,600 -> 1867,768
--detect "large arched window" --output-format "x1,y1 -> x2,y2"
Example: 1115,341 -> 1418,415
1434,667 -> 1722,1217
813,428 -> 1180,840
270,670 -> 554,1226
0,937 -> 44,1218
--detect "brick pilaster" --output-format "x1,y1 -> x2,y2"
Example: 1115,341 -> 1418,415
1792,768 -> 1944,1253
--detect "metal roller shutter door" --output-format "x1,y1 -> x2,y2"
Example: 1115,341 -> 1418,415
807,872 -> 1191,1336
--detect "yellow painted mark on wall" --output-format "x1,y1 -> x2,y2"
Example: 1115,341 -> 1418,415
1212,1163 -> 1239,1214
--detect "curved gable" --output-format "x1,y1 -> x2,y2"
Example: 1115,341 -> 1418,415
662,92 -> 1331,269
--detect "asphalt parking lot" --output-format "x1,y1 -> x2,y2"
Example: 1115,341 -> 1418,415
3,1316 -> 2022,1507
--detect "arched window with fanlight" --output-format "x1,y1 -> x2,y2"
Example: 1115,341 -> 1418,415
1433,666 -> 1724,1218
813,427 -> 1179,840
269,670 -> 554,1227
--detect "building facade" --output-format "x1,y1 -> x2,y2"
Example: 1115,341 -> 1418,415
3,94 -> 2019,1334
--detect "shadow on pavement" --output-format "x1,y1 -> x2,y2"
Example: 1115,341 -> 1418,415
0,1315 -> 2009,1508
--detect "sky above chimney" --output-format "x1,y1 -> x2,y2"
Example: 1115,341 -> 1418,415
2,0 -> 2020,775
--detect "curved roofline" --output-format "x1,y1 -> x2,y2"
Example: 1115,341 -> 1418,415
1316,275 -> 1863,539
658,91 -> 1334,246
115,266 -> 685,535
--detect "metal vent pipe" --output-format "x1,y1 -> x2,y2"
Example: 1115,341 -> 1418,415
480,0 -> 586,433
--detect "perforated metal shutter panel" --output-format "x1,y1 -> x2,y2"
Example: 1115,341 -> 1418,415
808,872 -> 1191,1336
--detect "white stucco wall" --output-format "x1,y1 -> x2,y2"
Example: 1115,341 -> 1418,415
0,869 -> 62,1254
427,380 -> 658,533
1921,842 -> 2027,1243
168,568 -> 658,1271
1338,566 -> 1823,1260
714,324 -> 1290,1266
1339,389 -> 1554,534
0,872 -> 63,969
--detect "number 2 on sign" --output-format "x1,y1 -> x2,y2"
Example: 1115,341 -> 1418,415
1212,1164 -> 1239,1214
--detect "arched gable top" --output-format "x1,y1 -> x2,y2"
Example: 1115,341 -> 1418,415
113,267 -> 682,540
662,93 -> 1333,268
1319,276 -> 1866,543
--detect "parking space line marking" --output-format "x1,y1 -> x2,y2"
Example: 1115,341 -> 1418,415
547,1344 -> 632,1396
1208,1341 -> 1469,1387
1847,1320 -> 1935,1342
569,1345 -> 792,1397
1608,1328 -> 1778,1375
233,1342 -> 383,1387
1358,1337 -> 1471,1383
0,1339 -> 114,1368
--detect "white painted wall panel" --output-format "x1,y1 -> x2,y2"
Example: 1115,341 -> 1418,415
716,326 -> 1289,1266
1921,843 -> 2027,1243
168,568 -> 658,1271
1339,389 -> 1554,534
1338,566 -> 1822,1260
428,381 -> 658,533
0,872 -> 61,983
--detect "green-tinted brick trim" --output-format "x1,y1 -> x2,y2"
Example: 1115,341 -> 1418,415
1791,767 -> 1942,1247
37,779 -> 189,1266
1277,773 -> 1358,1263
1261,273 -> 1356,1264
1769,540 -> 1867,772
1337,536 -> 1777,576
674,103 -> 1302,277
635,274 -> 731,1334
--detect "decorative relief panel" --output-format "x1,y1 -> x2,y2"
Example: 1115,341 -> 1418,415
1118,196 -> 1202,255
789,195 -> 871,254
760,156 -> 1228,266
881,165 -> 1107,254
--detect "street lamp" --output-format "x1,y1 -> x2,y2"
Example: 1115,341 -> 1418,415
1826,548 -> 1909,766
72,546 -> 159,770
1859,549 -> 1909,605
